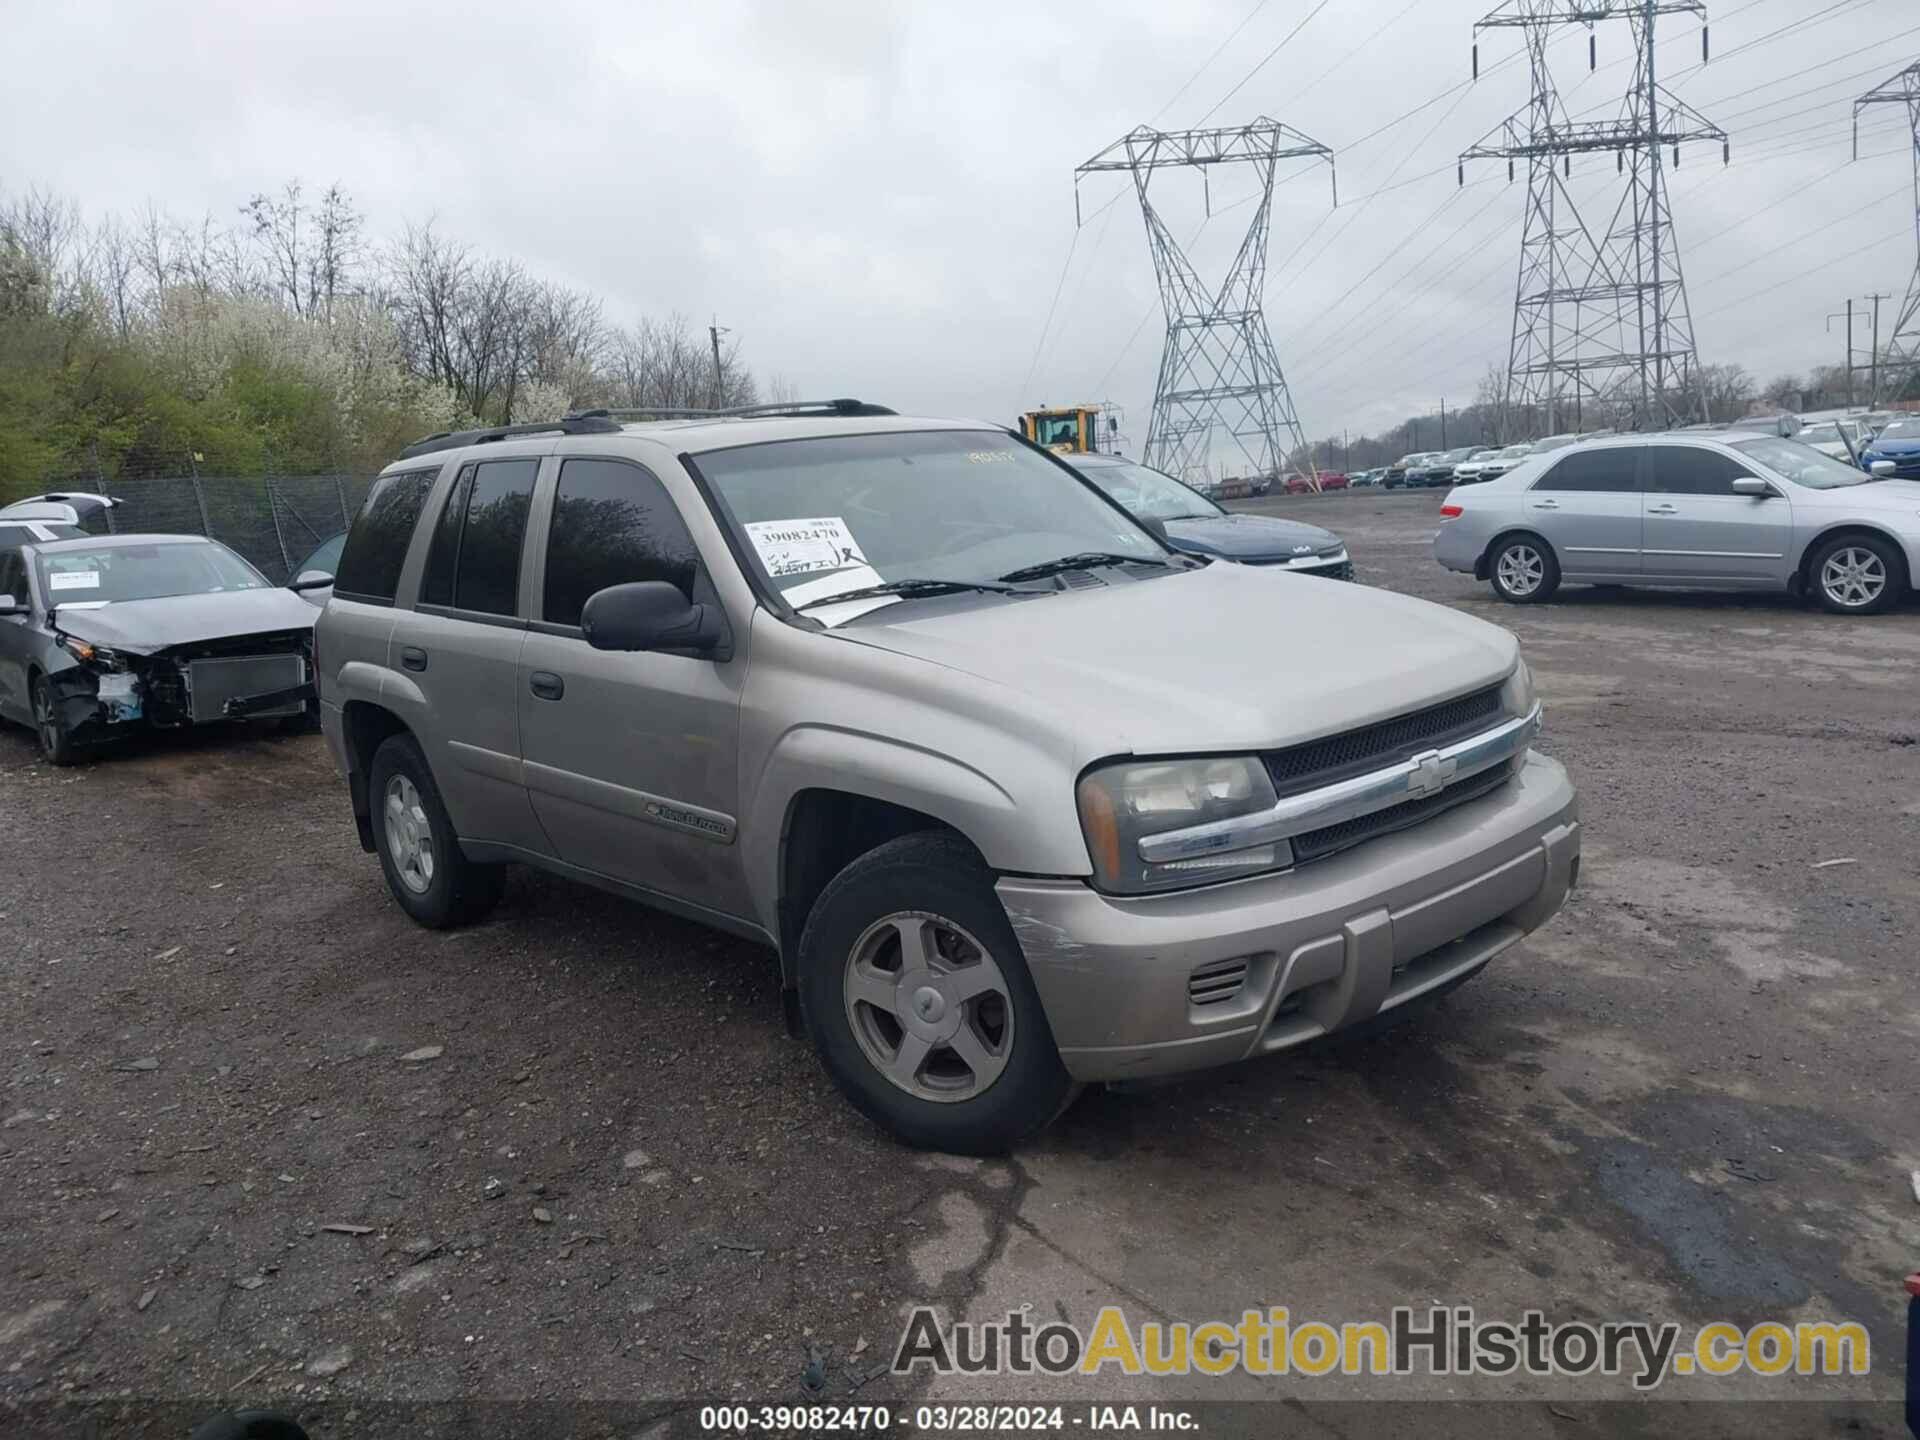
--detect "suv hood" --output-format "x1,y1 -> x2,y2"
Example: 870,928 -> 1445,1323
837,562 -> 1517,755
51,588 -> 316,654
1160,512 -> 1341,559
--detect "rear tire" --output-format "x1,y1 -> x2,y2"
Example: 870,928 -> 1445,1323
797,831 -> 1074,1154
1487,534 -> 1561,604
1807,533 -> 1906,616
367,733 -> 505,928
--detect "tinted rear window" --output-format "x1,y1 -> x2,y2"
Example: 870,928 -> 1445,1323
334,468 -> 437,603
1533,448 -> 1641,493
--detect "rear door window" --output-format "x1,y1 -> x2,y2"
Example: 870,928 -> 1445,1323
542,458 -> 701,628
1532,449 -> 1642,492
0,549 -> 23,605
1646,445 -> 1754,496
418,459 -> 538,616
334,468 -> 438,603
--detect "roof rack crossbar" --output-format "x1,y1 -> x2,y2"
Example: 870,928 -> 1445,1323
397,414 -> 623,461
567,398 -> 896,422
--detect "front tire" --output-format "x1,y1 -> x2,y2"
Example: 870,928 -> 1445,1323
367,733 -> 505,928
30,674 -> 77,767
1488,534 -> 1560,604
1808,533 -> 1906,616
797,832 -> 1074,1154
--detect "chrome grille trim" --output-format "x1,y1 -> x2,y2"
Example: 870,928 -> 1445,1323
1136,703 -> 1541,865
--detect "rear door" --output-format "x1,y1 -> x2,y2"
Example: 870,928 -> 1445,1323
1524,446 -> 1644,577
386,456 -> 549,852
1641,443 -> 1792,584
516,455 -> 751,921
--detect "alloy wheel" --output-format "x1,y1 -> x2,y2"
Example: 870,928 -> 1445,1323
1498,545 -> 1544,597
383,774 -> 436,894
842,911 -> 1014,1104
1819,546 -> 1886,609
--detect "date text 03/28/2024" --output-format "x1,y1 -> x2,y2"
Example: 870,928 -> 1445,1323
697,1404 -> 1197,1433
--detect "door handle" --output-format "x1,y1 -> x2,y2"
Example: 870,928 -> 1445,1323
528,671 -> 565,701
1531,499 -> 1559,509
400,646 -> 428,672
1648,504 -> 1678,515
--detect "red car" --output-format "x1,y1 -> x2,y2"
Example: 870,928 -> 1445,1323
1283,472 -> 1348,494
1316,471 -> 1349,490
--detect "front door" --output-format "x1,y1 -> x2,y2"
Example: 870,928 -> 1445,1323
0,549 -> 32,722
1523,444 -> 1644,577
386,456 -> 548,852
516,455 -> 751,922
1641,444 -> 1793,584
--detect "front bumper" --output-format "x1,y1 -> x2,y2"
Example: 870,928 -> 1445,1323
997,751 -> 1578,1082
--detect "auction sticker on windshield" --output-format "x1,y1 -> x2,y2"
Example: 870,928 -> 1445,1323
48,570 -> 102,591
744,517 -> 868,578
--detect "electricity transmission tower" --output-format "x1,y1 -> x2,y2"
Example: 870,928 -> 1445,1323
1076,121 -> 1332,485
1855,61 -> 1920,402
1461,1 -> 1726,432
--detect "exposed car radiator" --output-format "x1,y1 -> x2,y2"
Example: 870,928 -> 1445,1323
187,655 -> 306,723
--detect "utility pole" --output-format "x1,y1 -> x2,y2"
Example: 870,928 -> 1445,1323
1076,120 -> 1334,488
1462,0 -> 1726,431
1866,292 -> 1890,404
1440,397 -> 1448,448
1856,61 -> 1920,402
1827,300 -> 1857,407
708,318 -> 730,408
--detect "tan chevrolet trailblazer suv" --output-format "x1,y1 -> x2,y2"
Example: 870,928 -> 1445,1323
313,401 -> 1579,1153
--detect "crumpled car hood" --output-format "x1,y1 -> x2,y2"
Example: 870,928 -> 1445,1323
836,561 -> 1518,756
1160,512 -> 1342,559
52,588 -> 316,654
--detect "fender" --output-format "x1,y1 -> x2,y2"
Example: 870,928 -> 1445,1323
742,721 -> 1088,941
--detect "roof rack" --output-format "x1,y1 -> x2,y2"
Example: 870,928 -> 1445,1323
397,414 -> 623,461
566,398 -> 897,423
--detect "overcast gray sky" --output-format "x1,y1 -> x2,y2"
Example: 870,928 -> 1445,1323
4,0 -> 1916,457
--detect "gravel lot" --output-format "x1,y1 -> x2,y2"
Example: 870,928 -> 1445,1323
2,488 -> 1917,1435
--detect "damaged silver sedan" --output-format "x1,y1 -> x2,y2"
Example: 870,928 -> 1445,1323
0,534 -> 319,765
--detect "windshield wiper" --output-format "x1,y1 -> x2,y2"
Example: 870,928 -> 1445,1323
791,577 -> 1028,613
996,552 -> 1171,583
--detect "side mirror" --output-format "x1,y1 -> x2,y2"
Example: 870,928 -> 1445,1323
289,570 -> 334,592
1869,459 -> 1895,477
581,581 -> 725,656
0,595 -> 24,616
1730,477 -> 1772,497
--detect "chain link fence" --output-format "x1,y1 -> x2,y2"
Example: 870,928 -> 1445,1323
75,472 -> 375,583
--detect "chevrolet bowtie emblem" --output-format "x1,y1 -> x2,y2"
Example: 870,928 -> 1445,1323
1407,749 -> 1457,799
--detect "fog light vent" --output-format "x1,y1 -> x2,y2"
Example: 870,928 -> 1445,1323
1188,957 -> 1250,1006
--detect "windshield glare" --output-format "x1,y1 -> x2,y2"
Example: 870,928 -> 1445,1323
37,542 -> 269,604
1730,436 -> 1870,489
1073,460 -> 1221,522
698,430 -> 1166,603
1878,417 -> 1920,441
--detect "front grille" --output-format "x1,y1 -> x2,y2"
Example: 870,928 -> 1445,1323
1188,958 -> 1249,1007
1292,760 -> 1514,865
187,654 -> 306,723
1264,685 -> 1503,797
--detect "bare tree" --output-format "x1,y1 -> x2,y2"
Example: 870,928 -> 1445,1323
242,180 -> 308,314
309,184 -> 363,320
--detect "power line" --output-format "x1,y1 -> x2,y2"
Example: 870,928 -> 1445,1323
1195,0 -> 1336,127
1150,0 -> 1277,126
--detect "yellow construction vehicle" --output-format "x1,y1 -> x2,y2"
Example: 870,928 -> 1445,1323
1018,404 -> 1120,455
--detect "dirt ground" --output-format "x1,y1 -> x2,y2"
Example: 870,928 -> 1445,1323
2,488 -> 1917,1436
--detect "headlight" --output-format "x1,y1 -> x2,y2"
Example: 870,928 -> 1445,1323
1500,657 -> 1535,718
59,637 -> 127,671
1077,756 -> 1286,894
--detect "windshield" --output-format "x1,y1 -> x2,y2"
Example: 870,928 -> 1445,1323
1074,459 -> 1222,522
1796,423 -> 1841,446
1730,436 -> 1870,489
1877,417 -> 1920,442
36,541 -> 268,604
697,430 -> 1167,607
